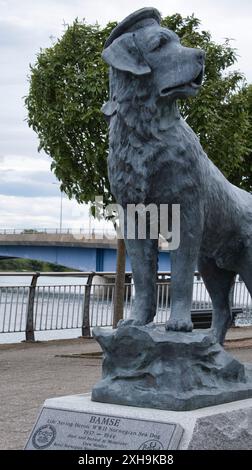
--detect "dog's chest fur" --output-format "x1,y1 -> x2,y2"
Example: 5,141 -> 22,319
108,110 -> 204,207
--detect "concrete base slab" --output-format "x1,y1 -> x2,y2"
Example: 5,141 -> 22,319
25,394 -> 252,450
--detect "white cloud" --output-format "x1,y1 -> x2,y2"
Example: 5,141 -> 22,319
0,194 -> 90,229
1,154 -> 50,173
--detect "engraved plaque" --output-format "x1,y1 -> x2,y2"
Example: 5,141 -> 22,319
25,407 -> 183,450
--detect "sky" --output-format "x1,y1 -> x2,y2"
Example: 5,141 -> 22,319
0,0 -> 252,230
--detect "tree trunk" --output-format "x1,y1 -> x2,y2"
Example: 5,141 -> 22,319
113,237 -> 126,328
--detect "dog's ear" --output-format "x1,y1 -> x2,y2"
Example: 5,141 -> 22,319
102,33 -> 151,75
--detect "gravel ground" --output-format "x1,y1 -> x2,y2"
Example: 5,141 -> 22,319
0,328 -> 252,450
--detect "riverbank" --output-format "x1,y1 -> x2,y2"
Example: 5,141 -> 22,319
1,328 -> 252,450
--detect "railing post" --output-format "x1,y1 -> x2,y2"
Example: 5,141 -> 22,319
229,278 -> 236,324
25,272 -> 40,341
81,273 -> 94,337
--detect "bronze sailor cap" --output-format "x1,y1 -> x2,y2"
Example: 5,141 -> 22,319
104,7 -> 161,49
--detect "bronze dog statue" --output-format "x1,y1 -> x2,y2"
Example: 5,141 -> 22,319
102,7 -> 252,344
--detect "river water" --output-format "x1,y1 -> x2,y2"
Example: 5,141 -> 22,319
1,275 -> 252,344
0,275 -> 90,344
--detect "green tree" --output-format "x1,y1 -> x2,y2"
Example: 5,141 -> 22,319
0,258 -> 72,272
25,20 -> 114,205
228,84 -> 252,191
162,14 -> 250,181
25,20 -> 127,326
25,14 -> 251,323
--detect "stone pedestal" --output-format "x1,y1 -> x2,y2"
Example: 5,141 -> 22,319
92,324 -> 252,411
25,394 -> 252,450
25,324 -> 252,450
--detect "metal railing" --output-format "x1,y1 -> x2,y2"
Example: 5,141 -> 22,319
0,272 -> 252,341
0,227 -> 116,237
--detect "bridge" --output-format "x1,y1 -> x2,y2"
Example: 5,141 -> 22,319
0,228 -> 171,271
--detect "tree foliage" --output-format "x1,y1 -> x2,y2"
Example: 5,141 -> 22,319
25,14 -> 251,207
25,20 -> 115,206
0,258 -> 72,272
162,14 -> 250,180
228,84 -> 252,191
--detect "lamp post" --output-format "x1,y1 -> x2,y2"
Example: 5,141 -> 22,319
59,190 -> 63,233
52,183 -> 63,233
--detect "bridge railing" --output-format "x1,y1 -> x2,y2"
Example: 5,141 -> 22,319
0,227 -> 116,237
0,272 -> 252,341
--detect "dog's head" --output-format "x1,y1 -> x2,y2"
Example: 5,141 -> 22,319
102,7 -> 205,113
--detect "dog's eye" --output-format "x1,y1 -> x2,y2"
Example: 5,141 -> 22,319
150,36 -> 168,52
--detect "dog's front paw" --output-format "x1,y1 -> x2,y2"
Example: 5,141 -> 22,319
117,318 -> 135,328
117,318 -> 149,328
165,319 -> 193,332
